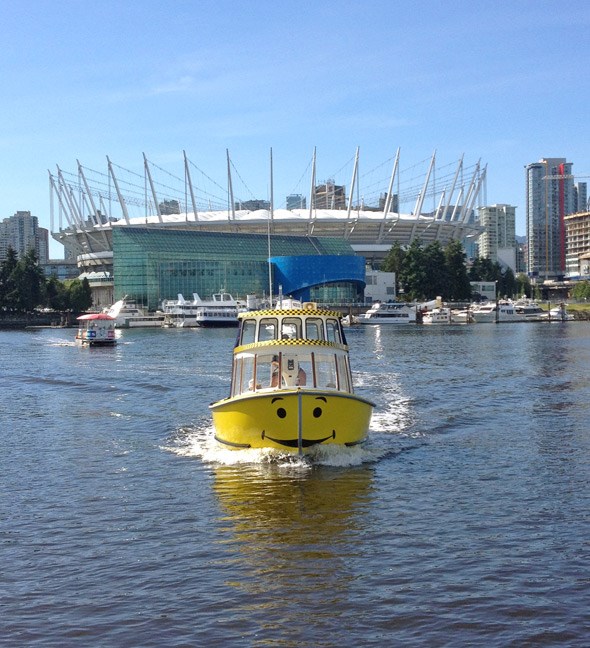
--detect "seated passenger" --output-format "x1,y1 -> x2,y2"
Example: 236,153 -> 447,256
296,367 -> 307,386
270,357 -> 280,387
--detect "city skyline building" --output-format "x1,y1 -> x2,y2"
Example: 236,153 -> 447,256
525,158 -> 576,280
0,210 -> 48,263
564,210 -> 590,278
477,204 -> 517,271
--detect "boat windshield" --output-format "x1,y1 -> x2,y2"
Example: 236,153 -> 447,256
231,349 -> 352,397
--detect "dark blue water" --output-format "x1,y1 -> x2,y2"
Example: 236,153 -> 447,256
1,323 -> 589,646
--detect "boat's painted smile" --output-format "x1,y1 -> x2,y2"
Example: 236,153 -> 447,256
260,395 -> 337,448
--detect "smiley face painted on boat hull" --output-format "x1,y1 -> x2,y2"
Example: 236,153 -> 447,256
261,396 -> 336,448
211,391 -> 373,452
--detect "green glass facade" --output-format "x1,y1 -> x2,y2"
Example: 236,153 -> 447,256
112,227 -> 356,310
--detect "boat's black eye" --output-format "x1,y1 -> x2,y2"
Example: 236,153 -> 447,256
276,407 -> 287,419
313,407 -> 322,418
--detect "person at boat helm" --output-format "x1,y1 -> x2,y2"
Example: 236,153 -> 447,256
270,356 -> 306,387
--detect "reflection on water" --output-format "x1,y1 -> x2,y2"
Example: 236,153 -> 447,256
212,463 -> 374,633
3,324 -> 590,646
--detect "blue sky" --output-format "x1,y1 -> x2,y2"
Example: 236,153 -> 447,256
1,0 -> 589,257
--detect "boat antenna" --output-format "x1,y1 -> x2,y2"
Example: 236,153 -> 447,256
268,147 -> 274,306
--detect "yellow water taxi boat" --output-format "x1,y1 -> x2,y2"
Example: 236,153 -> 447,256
210,303 -> 374,454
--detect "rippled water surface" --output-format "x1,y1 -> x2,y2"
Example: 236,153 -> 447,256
1,323 -> 589,646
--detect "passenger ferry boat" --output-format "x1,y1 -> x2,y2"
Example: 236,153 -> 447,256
210,303 -> 374,454
75,313 -> 116,346
162,292 -> 240,327
359,301 -> 417,324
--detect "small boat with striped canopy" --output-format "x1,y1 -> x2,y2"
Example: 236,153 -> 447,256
75,313 -> 116,346
210,302 -> 374,455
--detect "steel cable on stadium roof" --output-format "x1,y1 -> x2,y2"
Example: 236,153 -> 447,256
75,159 -> 227,212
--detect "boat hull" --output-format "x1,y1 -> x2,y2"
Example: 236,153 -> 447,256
210,389 -> 373,453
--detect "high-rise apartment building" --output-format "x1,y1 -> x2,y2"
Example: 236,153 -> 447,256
525,158 -> 576,280
564,210 -> 590,278
575,182 -> 588,213
477,204 -> 516,270
286,194 -> 306,210
0,211 -> 43,262
314,180 -> 346,209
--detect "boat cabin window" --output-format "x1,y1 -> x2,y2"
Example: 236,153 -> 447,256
240,319 -> 257,345
313,353 -> 339,389
305,318 -> 323,340
326,319 -> 342,343
280,317 -> 301,340
258,318 -> 278,342
336,355 -> 351,392
232,349 -> 353,396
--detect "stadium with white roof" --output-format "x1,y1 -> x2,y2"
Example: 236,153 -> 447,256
48,149 -> 487,308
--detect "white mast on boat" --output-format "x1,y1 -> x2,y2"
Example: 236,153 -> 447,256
309,146 -> 316,221
268,147 -> 274,307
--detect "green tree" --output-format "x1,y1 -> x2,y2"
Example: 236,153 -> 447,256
499,267 -> 517,298
45,276 -> 69,311
444,240 -> 471,300
516,273 -> 532,298
67,277 -> 93,312
381,241 -> 405,295
572,280 -> 590,301
399,239 -> 428,300
469,257 -> 499,282
381,242 -> 405,274
423,241 -> 448,299
0,247 -> 19,310
9,249 -> 46,312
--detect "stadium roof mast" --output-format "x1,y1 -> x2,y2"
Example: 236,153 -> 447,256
48,168 -> 74,231
77,160 -> 101,227
143,153 -> 163,224
345,147 -> 360,236
309,147 -> 317,221
183,150 -> 199,221
378,148 -> 401,243
227,149 -> 235,221
107,156 -> 130,224
409,151 -> 436,241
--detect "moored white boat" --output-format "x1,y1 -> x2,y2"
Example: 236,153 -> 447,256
210,303 -> 374,455
541,303 -> 574,321
106,296 -> 165,328
512,297 -> 546,322
471,301 -> 519,323
359,301 -> 417,324
161,292 -> 240,327
75,313 -> 116,346
422,307 -> 452,325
